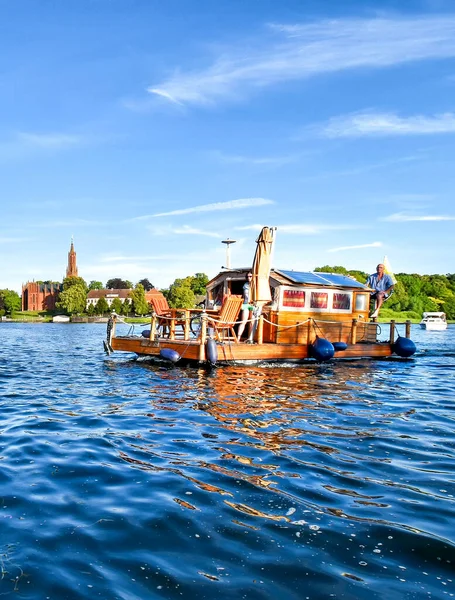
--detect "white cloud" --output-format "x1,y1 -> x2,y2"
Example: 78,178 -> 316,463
132,198 -> 274,219
0,131 -> 87,161
0,236 -> 30,243
147,15 -> 455,105
382,212 -> 455,222
235,223 -> 356,234
17,132 -> 84,148
321,112 -> 455,137
214,151 -> 298,166
170,225 -> 221,237
328,241 -> 382,253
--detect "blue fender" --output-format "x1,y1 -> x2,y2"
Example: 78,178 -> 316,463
206,338 -> 218,365
310,337 -> 335,362
159,348 -> 181,363
392,336 -> 417,358
142,329 -> 151,338
332,342 -> 348,352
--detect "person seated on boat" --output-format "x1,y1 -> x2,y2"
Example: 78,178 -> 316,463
366,263 -> 395,318
237,272 -> 254,341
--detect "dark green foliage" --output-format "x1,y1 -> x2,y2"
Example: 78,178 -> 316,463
138,278 -> 154,291
106,278 -> 131,290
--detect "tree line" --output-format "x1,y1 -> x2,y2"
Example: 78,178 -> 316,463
315,266 -> 455,319
2,269 -> 454,319
0,273 -> 210,317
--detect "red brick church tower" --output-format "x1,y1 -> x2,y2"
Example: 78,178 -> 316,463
21,240 -> 79,311
66,238 -> 78,278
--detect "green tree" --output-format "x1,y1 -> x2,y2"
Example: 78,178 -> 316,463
167,277 -> 195,308
121,299 -> 131,316
0,289 -> 21,315
63,276 -> 88,292
190,273 -> 209,295
95,297 -> 110,315
88,280 -> 104,291
87,304 -> 96,317
130,284 -> 149,315
57,285 -> 87,314
110,297 -> 123,314
314,265 -> 348,274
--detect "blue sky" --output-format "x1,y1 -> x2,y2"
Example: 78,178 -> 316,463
1,0 -> 455,293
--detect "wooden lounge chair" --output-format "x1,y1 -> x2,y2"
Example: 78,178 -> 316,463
207,294 -> 243,342
149,292 -> 186,337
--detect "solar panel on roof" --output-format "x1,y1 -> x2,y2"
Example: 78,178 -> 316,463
277,270 -> 367,289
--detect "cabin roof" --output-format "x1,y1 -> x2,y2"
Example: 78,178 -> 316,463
274,270 -> 368,289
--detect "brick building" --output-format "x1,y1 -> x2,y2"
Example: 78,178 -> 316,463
21,240 -> 78,311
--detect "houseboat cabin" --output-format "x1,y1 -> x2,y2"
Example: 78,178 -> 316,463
206,268 -> 376,346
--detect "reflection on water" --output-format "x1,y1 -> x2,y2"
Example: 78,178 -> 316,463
0,323 -> 454,599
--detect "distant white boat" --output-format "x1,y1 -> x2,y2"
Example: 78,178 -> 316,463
53,315 -> 70,323
420,312 -> 447,331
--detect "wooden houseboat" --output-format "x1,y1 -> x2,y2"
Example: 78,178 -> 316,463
105,227 -> 416,365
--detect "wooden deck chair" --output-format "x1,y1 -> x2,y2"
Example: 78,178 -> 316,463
207,295 -> 243,342
149,292 -> 186,337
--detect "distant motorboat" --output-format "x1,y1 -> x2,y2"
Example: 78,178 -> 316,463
53,315 -> 70,323
420,312 -> 447,331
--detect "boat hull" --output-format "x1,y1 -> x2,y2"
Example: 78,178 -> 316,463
110,335 -> 395,364
420,323 -> 447,331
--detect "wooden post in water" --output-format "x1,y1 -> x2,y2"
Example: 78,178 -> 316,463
199,313 -> 208,362
150,313 -> 157,340
351,318 -> 357,345
307,318 -> 313,345
405,320 -> 411,339
257,314 -> 264,345
390,320 -> 396,345
184,311 -> 190,340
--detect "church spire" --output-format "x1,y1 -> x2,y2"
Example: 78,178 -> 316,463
66,237 -> 78,278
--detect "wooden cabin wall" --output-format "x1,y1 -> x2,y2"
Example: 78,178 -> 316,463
267,311 -> 378,345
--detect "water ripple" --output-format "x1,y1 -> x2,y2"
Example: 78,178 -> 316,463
0,323 -> 454,598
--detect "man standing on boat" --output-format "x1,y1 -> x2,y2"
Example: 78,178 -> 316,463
366,264 -> 395,318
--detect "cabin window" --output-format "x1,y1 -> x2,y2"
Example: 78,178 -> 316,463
283,289 -> 305,308
310,292 -> 328,309
355,294 -> 368,311
333,293 -> 351,310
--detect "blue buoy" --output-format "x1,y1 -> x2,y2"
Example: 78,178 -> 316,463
332,342 -> 348,352
392,336 -> 417,358
142,329 -> 151,338
310,337 -> 335,362
206,338 -> 218,365
159,348 -> 181,363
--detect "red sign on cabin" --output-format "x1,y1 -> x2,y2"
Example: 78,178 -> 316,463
310,292 -> 328,309
333,293 -> 351,310
283,289 -> 305,308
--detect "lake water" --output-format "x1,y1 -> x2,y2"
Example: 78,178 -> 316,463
0,323 -> 454,600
